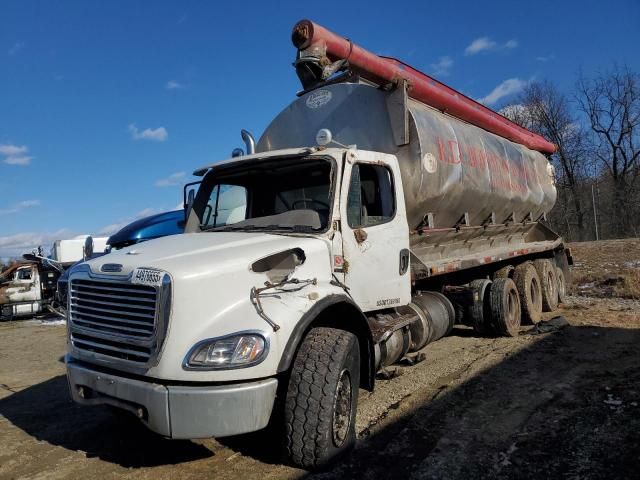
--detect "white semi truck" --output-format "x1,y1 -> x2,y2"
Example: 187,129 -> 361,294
65,20 -> 570,468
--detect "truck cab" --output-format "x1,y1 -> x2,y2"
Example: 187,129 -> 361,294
65,147 -> 411,453
1,263 -> 43,319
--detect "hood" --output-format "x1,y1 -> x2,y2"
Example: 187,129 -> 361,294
86,231 -> 329,279
107,210 -> 184,249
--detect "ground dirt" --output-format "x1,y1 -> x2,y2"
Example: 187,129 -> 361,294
1,240 -> 639,479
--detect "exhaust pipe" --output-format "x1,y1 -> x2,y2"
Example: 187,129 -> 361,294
241,129 -> 256,155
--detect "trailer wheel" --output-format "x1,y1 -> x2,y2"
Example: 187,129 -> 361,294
469,279 -> 492,335
284,327 -> 360,469
534,259 -> 558,312
556,267 -> 568,304
512,262 -> 542,325
493,265 -> 514,279
489,278 -> 521,337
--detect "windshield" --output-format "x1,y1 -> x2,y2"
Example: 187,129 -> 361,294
196,156 -> 334,233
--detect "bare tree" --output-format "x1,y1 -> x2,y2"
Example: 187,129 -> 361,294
577,65 -> 640,237
503,81 -> 589,240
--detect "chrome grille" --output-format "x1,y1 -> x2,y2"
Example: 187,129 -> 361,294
69,278 -> 158,363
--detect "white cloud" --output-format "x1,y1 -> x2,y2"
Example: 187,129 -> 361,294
478,78 -> 528,106
0,199 -> 40,216
0,144 -> 33,166
465,37 -> 518,56
429,56 -> 453,77
4,155 -> 33,165
98,208 -> 159,236
128,124 -> 168,142
536,54 -> 555,62
17,199 -> 40,208
0,229 -> 71,260
8,42 -> 24,55
0,144 -> 27,156
465,37 -> 496,55
166,80 -> 186,90
155,171 -> 186,187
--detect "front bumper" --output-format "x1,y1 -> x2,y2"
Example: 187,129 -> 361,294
66,358 -> 278,438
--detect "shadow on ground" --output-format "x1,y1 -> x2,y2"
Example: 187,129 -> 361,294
0,375 -> 213,468
306,325 -> 640,479
1,324 -> 639,478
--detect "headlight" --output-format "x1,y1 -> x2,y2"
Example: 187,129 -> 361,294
185,333 -> 267,369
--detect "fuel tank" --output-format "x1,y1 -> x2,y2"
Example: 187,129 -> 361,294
257,82 -> 557,231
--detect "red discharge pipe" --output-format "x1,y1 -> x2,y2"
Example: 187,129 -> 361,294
292,20 -> 557,155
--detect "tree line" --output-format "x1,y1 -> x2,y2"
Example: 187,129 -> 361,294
501,64 -> 639,242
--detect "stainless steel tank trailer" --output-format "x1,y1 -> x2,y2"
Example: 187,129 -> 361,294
64,19 -> 571,469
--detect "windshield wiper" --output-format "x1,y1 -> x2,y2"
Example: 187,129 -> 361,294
204,224 -> 317,233
282,225 -> 316,233
202,224 -> 263,232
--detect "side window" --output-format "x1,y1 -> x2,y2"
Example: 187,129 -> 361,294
17,268 -> 32,281
203,184 -> 248,227
347,164 -> 395,228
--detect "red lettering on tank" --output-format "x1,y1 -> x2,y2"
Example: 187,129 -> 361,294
448,141 -> 461,164
432,136 -> 538,193
437,137 -> 447,162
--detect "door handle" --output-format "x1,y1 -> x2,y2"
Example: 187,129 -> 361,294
399,249 -> 410,275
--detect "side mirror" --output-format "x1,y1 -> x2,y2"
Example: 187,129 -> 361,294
83,236 -> 94,261
185,188 -> 195,224
183,181 -> 202,209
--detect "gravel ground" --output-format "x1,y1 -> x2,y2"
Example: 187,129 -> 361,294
1,293 -> 639,480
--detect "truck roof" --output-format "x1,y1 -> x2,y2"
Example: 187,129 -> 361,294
192,147 -> 324,176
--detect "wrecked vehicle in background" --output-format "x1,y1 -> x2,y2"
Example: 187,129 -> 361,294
65,20 -> 571,469
0,258 -> 61,320
1,236 -> 107,321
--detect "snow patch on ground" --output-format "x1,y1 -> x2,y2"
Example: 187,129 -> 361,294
40,318 -> 66,326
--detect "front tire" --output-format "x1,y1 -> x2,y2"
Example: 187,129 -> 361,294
284,327 -> 360,469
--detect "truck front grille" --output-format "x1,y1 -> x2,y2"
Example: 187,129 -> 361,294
69,278 -> 160,364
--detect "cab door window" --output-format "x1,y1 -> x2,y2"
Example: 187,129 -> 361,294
347,164 -> 395,228
16,268 -> 33,281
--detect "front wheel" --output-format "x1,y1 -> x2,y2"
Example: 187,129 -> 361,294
284,327 -> 360,469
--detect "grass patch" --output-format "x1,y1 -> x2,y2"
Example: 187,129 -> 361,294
572,270 -> 640,299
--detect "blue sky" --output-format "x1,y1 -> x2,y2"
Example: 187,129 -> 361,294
1,0 -> 638,258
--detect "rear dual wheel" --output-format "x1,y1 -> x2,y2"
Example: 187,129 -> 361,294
489,277 -> 521,337
534,259 -> 559,312
512,262 -> 543,324
469,278 -> 492,335
556,267 -> 568,304
493,265 -> 515,279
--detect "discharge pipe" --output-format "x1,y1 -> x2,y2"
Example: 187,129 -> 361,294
291,20 -> 557,155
